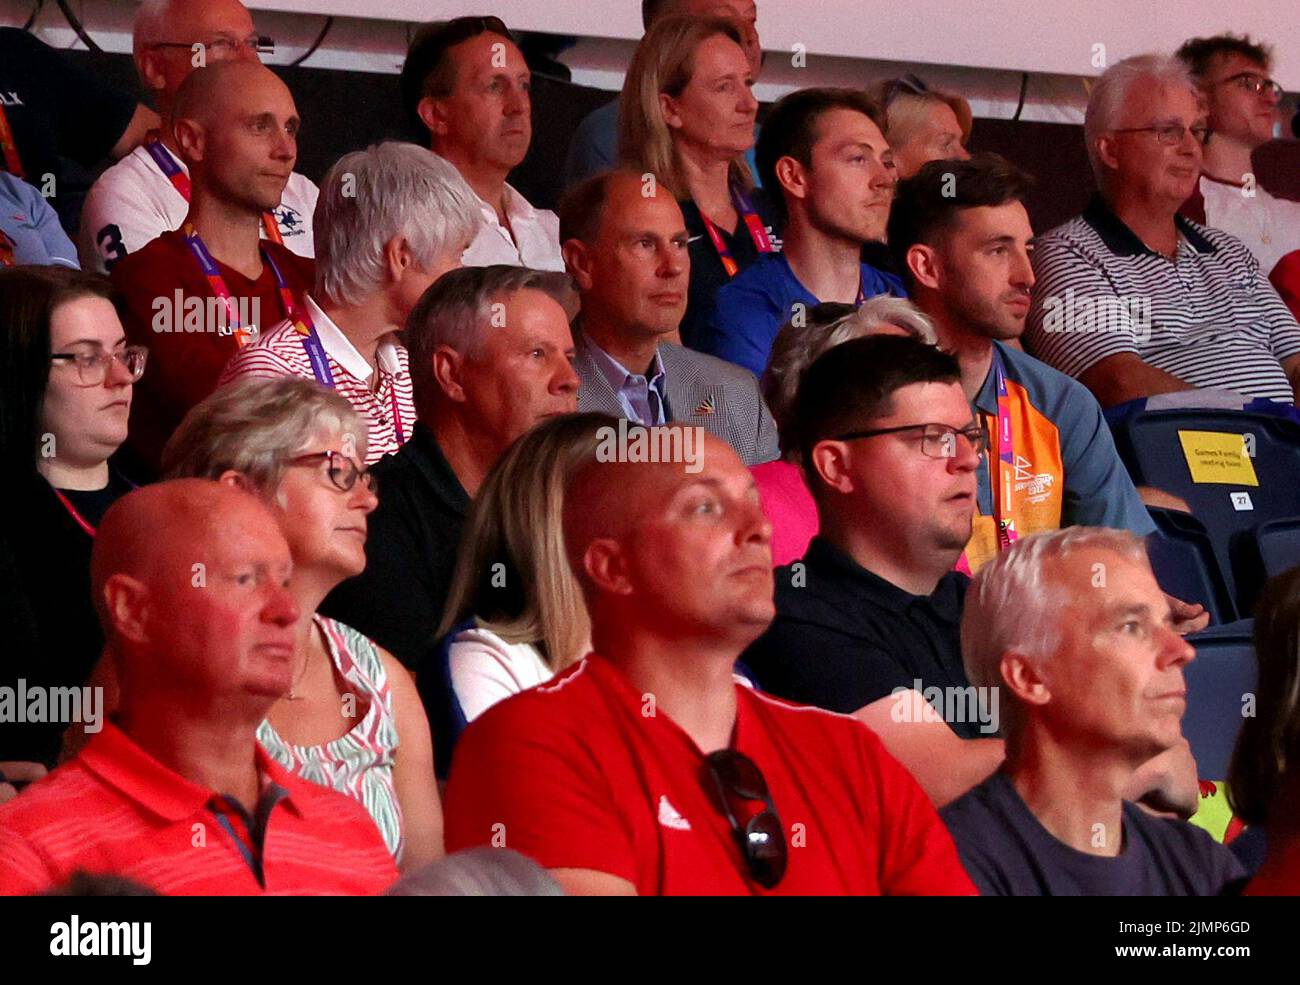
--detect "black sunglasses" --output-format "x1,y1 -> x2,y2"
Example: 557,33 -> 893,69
703,749 -> 787,889
882,73 -> 931,110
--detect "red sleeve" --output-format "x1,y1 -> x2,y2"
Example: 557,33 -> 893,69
1271,250 -> 1300,322
0,828 -> 56,896
443,697 -> 639,883
854,724 -> 979,896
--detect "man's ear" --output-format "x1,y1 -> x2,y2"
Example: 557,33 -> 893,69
1000,651 -> 1051,709
1095,133 -> 1121,174
383,234 -> 413,285
173,117 -> 205,165
101,573 -> 152,646
808,440 -> 855,495
657,91 -> 683,131
905,243 -> 942,292
431,346 -> 467,403
137,50 -> 168,99
562,239 -> 594,290
417,96 -> 448,141
773,155 -> 808,205
582,538 -> 633,596
216,469 -> 256,495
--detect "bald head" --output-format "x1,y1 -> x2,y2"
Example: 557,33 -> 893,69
173,60 -> 289,130
135,0 -> 260,111
563,426 -> 773,650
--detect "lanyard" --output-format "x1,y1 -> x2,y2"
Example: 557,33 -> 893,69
146,133 -> 284,245
700,184 -> 774,278
955,348 -> 1019,576
0,102 -> 24,178
183,222 -> 298,347
50,476 -> 137,538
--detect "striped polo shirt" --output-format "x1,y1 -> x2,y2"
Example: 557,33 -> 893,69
0,722 -> 398,895
1024,196 -> 1300,403
218,294 -> 416,464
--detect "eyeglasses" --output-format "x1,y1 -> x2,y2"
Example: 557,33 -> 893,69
1111,123 -> 1212,146
149,35 -> 274,58
1217,72 -> 1284,99
50,346 -> 148,385
833,422 -> 988,460
703,750 -> 787,889
287,451 -> 378,495
881,73 -> 931,111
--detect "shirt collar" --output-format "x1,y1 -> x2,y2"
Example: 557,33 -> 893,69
408,423 -> 472,516
1082,194 -> 1217,257
581,333 -> 667,393
77,720 -> 301,823
473,180 -> 537,227
973,340 -> 1012,416
802,535 -> 966,619
304,295 -> 403,382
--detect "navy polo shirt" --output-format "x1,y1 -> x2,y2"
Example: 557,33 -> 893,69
742,536 -> 985,738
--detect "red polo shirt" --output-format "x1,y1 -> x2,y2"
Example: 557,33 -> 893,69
111,229 -> 314,475
445,655 -> 976,895
0,723 -> 397,895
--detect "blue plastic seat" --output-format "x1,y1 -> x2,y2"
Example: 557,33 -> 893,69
1145,507 -> 1237,624
1184,620 -> 1256,781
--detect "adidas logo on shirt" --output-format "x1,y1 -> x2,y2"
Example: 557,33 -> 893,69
657,795 -> 691,831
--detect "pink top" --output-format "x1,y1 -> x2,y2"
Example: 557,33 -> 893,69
751,458 -> 819,567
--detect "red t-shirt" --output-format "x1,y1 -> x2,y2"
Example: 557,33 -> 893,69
0,722 -> 397,895
445,654 -> 977,895
110,228 -> 314,474
1271,249 -> 1300,324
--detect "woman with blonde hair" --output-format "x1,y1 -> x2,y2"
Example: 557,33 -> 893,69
431,413 -> 615,755
163,376 -> 442,871
868,75 -> 973,179
619,13 -> 771,350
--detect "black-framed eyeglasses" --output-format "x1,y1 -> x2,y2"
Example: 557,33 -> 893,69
833,422 -> 987,460
1111,123 -> 1212,146
703,749 -> 787,889
149,35 -> 274,58
1217,72 -> 1284,99
287,451 -> 378,495
50,345 -> 148,385
882,72 -> 931,110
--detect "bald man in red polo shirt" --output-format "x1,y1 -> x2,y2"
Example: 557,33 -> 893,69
0,481 -> 397,895
445,427 -> 976,895
111,61 -> 313,476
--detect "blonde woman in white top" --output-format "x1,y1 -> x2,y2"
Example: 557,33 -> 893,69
438,413 -> 614,723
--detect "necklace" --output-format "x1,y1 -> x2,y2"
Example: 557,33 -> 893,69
285,638 -> 312,702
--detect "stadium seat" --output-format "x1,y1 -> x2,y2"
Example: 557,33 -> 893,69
415,617 -> 475,780
1112,409 -> 1300,594
1145,507 -> 1238,625
1184,620 -> 1256,782
1231,517 -> 1300,615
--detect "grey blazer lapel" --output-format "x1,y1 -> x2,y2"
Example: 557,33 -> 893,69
573,341 -> 624,417
661,344 -> 731,443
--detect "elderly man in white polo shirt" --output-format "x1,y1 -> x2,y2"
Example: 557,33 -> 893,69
79,0 -> 320,274
400,16 -> 564,272
218,141 -> 480,463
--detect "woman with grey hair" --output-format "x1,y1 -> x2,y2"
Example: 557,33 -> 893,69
218,141 -> 481,463
163,377 -> 444,872
753,295 -> 938,565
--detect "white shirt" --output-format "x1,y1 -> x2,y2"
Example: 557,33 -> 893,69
461,180 -> 564,271
1199,174 -> 1300,276
77,142 -> 319,275
448,625 -> 556,723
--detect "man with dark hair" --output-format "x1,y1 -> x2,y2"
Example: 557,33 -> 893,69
322,265 -> 579,666
446,425 -> 978,896
1176,33 -> 1299,277
708,87 -> 904,377
888,154 -> 1159,576
401,16 -> 563,271
744,334 -> 1007,806
559,168 -> 778,465
561,0 -> 763,191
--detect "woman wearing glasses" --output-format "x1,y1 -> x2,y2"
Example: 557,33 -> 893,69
163,376 -> 442,871
619,14 -> 772,351
0,266 -> 145,770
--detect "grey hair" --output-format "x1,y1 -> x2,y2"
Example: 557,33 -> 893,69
314,143 -> 482,307
132,0 -> 171,74
1084,54 -> 1199,182
406,264 -> 575,410
161,377 -> 367,495
764,295 -> 937,456
961,526 -> 1150,736
384,848 -> 564,896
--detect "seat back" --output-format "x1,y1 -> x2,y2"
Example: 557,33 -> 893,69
1145,506 -> 1238,624
1184,621 -> 1256,781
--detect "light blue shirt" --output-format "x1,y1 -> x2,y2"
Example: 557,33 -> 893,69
583,336 -> 669,426
0,171 -> 78,268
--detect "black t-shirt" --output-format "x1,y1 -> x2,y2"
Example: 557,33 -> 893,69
0,29 -> 136,191
321,423 -> 470,670
743,536 -> 987,738
1,469 -> 133,766
941,770 -> 1248,896
679,186 -> 778,353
